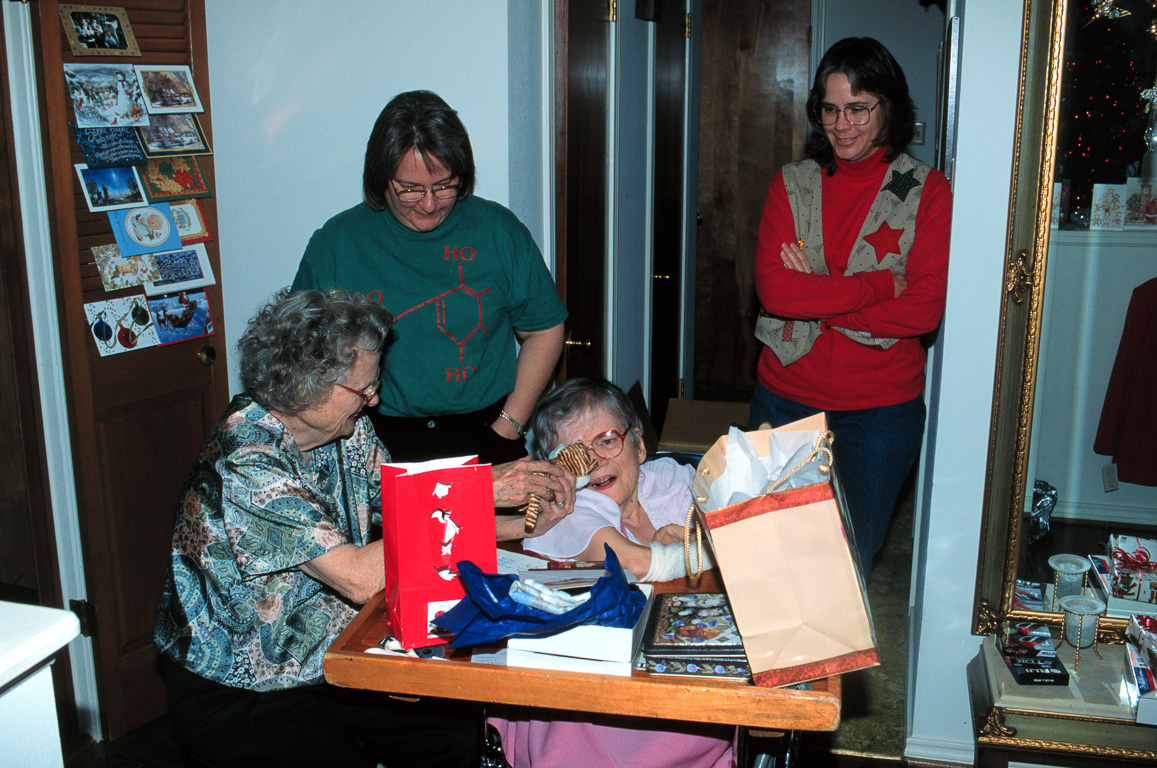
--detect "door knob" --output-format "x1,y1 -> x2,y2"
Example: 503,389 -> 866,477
198,346 -> 216,366
565,336 -> 592,350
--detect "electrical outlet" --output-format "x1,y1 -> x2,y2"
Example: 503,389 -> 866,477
912,121 -> 926,146
1102,463 -> 1119,493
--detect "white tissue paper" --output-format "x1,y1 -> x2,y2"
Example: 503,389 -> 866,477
705,427 -> 828,511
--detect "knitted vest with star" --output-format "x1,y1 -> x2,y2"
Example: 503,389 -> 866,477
755,152 -> 930,366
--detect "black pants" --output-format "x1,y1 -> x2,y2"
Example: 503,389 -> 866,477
368,400 -> 528,466
163,658 -> 481,768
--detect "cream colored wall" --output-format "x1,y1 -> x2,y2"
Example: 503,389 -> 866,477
205,0 -> 519,394
907,0 -> 1024,763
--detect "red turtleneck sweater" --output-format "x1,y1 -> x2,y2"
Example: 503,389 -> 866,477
754,148 -> 952,410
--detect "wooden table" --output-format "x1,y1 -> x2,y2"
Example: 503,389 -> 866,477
324,571 -> 841,732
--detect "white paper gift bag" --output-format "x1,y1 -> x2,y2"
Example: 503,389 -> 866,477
690,413 -> 879,687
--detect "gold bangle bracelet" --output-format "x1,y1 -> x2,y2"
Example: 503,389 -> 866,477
499,409 -> 527,436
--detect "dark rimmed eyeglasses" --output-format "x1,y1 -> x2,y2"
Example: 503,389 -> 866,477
816,102 -> 880,126
583,428 -> 630,460
389,180 -> 461,204
334,379 -> 381,406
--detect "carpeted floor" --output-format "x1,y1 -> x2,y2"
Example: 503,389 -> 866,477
798,474 -> 914,762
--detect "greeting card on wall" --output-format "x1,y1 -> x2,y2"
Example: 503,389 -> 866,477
63,62 -> 148,128
84,294 -> 159,356
69,123 -> 146,168
136,114 -> 211,158
1128,178 -> 1157,226
169,198 -> 213,244
75,163 -> 145,211
146,290 -> 214,345
108,203 -> 183,257
143,243 -> 215,296
1125,178 -> 1146,227
134,64 -> 204,114
92,243 -> 160,291
59,5 -> 140,57
1089,183 -> 1126,230
141,156 -> 211,201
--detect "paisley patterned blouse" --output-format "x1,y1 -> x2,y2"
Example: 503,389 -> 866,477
153,395 -> 388,690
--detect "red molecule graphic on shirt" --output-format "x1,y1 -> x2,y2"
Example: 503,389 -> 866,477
392,262 -> 491,364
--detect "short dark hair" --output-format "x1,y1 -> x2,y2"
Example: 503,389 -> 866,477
527,378 -> 644,460
804,37 -> 916,175
238,288 -> 394,415
362,90 -> 475,211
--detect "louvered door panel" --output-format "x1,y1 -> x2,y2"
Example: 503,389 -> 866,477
34,0 -> 228,738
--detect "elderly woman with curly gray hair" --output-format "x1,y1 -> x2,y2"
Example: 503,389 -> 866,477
153,288 -> 573,768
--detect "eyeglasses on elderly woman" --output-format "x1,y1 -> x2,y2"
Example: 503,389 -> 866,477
582,428 -> 630,460
334,379 -> 381,406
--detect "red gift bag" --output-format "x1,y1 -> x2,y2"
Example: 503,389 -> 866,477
380,455 -> 496,649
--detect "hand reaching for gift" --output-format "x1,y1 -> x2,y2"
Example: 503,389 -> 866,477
492,457 -> 578,541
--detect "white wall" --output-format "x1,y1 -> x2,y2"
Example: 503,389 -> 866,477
817,0 -> 945,167
205,0 -> 520,394
907,0 -> 1023,763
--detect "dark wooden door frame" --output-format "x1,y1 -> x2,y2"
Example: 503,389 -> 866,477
554,0 -> 611,381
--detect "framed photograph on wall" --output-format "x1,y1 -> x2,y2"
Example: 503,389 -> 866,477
59,5 -> 140,57
74,163 -> 145,211
134,64 -> 204,114
136,114 -> 212,158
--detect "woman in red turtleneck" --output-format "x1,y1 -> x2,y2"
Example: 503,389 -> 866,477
749,37 -> 952,578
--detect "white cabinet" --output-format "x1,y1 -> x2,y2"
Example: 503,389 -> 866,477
0,602 -> 80,768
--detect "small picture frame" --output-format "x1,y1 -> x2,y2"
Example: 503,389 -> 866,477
169,198 -> 213,244
136,114 -> 212,158
74,162 -> 145,211
134,64 -> 204,114
59,5 -> 140,57
144,243 -> 216,296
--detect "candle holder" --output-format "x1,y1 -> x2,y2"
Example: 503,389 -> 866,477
1048,554 -> 1090,611
1058,594 -> 1105,673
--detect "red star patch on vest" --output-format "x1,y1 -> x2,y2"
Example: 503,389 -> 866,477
864,222 -> 904,263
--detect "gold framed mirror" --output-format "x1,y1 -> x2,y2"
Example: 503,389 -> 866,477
974,0 -> 1157,640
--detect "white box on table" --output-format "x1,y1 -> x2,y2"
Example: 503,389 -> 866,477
505,647 -> 635,676
506,584 -> 655,666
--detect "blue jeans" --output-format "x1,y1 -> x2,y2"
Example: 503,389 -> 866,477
748,384 -> 925,579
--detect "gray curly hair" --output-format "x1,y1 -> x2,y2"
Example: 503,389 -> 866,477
238,288 -> 394,415
527,378 -> 643,459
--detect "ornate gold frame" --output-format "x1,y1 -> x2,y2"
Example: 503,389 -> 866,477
970,0 -> 1133,641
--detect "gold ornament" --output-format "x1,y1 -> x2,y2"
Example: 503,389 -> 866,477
1086,0 -> 1132,26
